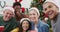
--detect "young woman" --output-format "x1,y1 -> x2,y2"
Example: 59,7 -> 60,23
28,7 -> 49,32
10,18 -> 31,32
19,18 -> 31,32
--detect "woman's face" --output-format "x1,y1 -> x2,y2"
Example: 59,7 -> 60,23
15,10 -> 21,17
43,2 -> 58,19
29,10 -> 39,22
22,21 -> 29,31
14,6 -> 21,17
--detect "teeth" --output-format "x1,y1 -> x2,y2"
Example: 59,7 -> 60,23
48,11 -> 53,15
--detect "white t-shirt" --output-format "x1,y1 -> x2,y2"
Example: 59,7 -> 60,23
35,25 -> 38,32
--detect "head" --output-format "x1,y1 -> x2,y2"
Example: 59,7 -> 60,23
28,7 -> 40,22
20,18 -> 31,32
43,1 -> 59,20
13,2 -> 21,17
3,7 -> 14,21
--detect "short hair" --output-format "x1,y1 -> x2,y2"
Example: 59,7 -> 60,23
13,2 -> 21,8
3,7 -> 14,14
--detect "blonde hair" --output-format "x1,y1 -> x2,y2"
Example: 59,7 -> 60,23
29,7 -> 40,16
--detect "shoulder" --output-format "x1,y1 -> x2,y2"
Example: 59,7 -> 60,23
10,27 -> 19,32
39,20 -> 49,27
11,17 -> 17,21
0,16 -> 3,19
0,16 -> 3,21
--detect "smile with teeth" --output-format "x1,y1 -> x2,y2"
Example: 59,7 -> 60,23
47,10 -> 54,15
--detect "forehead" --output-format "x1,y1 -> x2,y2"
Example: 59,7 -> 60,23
15,5 -> 21,8
43,2 -> 56,8
29,9 -> 37,13
22,20 -> 29,23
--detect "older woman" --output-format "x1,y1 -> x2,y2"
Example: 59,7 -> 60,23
28,7 -> 49,32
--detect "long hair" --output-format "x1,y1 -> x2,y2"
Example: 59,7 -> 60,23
19,20 -> 31,32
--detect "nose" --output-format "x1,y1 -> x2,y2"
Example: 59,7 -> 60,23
30,15 -> 34,18
7,14 -> 10,17
45,8 -> 51,14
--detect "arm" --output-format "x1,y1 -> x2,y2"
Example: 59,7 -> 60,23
10,27 -> 19,32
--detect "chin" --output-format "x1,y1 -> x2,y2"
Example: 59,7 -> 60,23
5,18 -> 10,21
49,14 -> 56,19
5,20 -> 9,21
23,29 -> 27,31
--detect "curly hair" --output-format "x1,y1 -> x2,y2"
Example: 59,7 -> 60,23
13,2 -> 21,8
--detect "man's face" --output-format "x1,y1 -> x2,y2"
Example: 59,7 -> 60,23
43,2 -> 58,19
3,10 -> 14,21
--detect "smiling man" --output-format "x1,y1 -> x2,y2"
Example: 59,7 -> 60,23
43,0 -> 60,32
0,7 -> 17,32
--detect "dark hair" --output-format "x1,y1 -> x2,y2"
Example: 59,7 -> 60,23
13,2 -> 21,8
19,20 -> 31,32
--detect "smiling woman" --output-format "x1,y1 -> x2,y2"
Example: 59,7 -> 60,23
10,18 -> 31,32
28,7 -> 49,32
19,18 -> 31,32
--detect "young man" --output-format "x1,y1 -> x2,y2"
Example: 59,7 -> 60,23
0,7 -> 17,32
43,0 -> 60,32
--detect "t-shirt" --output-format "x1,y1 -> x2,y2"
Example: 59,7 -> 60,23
51,13 -> 60,32
35,25 -> 38,32
0,16 -> 17,32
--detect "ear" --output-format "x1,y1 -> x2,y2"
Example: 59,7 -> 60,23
3,11 -> 5,14
38,15 -> 40,18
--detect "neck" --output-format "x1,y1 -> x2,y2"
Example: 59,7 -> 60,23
23,30 -> 26,32
34,20 -> 38,25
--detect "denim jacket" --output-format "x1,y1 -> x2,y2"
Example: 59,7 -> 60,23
31,19 -> 49,32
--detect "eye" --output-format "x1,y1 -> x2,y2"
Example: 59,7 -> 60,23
48,5 -> 52,8
33,13 -> 35,15
45,8 -> 47,11
10,14 -> 13,15
7,13 -> 9,14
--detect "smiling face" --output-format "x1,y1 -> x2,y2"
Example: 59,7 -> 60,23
29,10 -> 39,22
22,21 -> 29,31
3,9 -> 14,21
14,5 -> 21,17
14,5 -> 21,11
43,2 -> 59,20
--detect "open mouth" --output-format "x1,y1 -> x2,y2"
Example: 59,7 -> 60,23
23,27 -> 28,30
47,10 -> 54,15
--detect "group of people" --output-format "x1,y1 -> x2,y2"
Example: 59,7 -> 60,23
0,0 -> 60,32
